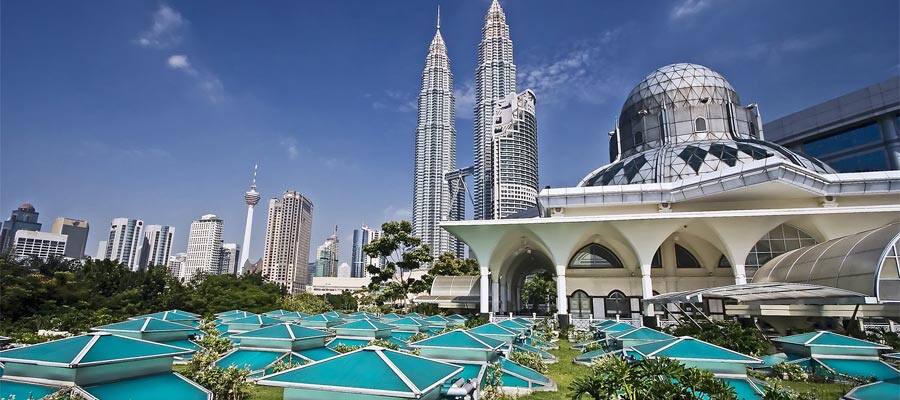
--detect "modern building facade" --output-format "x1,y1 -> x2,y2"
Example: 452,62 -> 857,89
181,214 -> 223,280
140,224 -> 175,267
350,224 -> 382,277
413,11 -> 462,259
50,217 -> 89,259
96,240 -> 107,259
440,63 -> 900,326
0,203 -> 41,254
491,90 -> 539,218
337,262 -> 351,278
102,218 -> 144,270
12,231 -> 67,260
261,190 -> 314,293
473,0 -> 518,221
240,164 -> 261,274
765,76 -> 899,172
167,252 -> 186,277
315,229 -> 339,278
221,243 -> 240,275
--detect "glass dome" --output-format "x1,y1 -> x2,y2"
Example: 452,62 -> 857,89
582,63 -> 835,187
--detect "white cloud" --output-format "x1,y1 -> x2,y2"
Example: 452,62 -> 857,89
78,141 -> 174,160
371,90 -> 416,113
454,80 -> 475,120
382,206 -> 412,222
280,137 -> 300,159
710,32 -> 834,63
670,0 -> 711,20
136,4 -> 186,48
167,54 -> 193,72
519,30 -> 627,105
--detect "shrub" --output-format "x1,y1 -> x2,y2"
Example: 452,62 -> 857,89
480,362 -> 513,400
269,359 -> 302,373
370,338 -> 400,350
569,329 -> 593,344
509,350 -> 548,374
571,356 -> 737,400
665,320 -> 770,356
333,344 -> 363,353
583,341 -> 604,353
182,350 -> 253,400
407,332 -> 429,343
465,315 -> 488,329
771,362 -> 808,382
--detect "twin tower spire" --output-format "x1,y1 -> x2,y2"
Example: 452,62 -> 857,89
413,0 -> 537,258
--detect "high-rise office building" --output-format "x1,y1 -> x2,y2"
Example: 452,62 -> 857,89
0,203 -> 41,254
765,76 -> 899,172
50,217 -> 89,259
491,90 -> 539,218
351,224 -> 382,277
141,225 -> 175,267
337,262 -> 351,278
167,252 -> 186,277
181,214 -> 223,280
96,240 -> 107,259
12,231 -> 67,260
315,227 -> 339,277
220,243 -> 240,275
473,0 -> 518,220
240,165 -> 260,274
102,218 -> 144,270
261,191 -> 314,293
413,8 -> 461,258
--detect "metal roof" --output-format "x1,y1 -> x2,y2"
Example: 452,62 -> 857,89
644,282 -> 876,306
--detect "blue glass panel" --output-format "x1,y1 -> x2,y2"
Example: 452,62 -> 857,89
827,150 -> 888,172
803,123 -> 882,157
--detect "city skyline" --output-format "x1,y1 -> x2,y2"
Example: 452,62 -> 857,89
2,1 -> 898,266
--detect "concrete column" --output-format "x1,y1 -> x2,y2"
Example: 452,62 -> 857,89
491,280 -> 500,312
555,265 -> 568,315
479,268 -> 490,314
879,115 -> 900,170
733,263 -> 748,285
640,263 -> 654,316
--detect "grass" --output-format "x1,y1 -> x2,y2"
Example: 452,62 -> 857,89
522,339 -> 589,399
782,381 -> 854,399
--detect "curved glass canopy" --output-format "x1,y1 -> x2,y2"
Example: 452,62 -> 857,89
753,222 -> 900,302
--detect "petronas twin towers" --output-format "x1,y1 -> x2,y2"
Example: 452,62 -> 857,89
413,0 -> 538,258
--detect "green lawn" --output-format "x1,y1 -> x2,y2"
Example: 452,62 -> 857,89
250,386 -> 283,400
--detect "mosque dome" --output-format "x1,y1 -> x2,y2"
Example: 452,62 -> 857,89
580,63 -> 835,187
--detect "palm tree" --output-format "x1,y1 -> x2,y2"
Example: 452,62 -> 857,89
570,356 -> 737,400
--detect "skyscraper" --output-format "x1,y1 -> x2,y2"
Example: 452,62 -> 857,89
261,190 -> 314,293
351,224 -> 382,277
239,164 -> 260,274
141,224 -> 175,267
12,231 -> 67,260
50,217 -> 89,259
102,218 -> 144,270
0,203 -> 41,253
220,243 -> 240,275
474,0 -> 518,220
491,90 -> 539,218
167,252 -> 186,277
181,214 -> 223,280
96,240 -> 107,259
315,227 -> 339,277
413,7 -> 461,258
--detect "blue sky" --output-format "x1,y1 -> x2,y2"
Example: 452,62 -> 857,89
2,0 -> 898,264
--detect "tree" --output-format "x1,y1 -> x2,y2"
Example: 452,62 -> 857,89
427,252 -> 478,278
570,355 -> 737,400
280,292 -> 332,314
363,221 -> 433,307
521,272 -> 556,314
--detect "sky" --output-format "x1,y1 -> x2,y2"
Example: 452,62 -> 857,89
2,0 -> 899,265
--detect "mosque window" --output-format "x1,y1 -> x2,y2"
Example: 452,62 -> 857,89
746,224 -> 817,268
694,117 -> 708,132
634,131 -> 643,147
651,248 -> 662,268
718,255 -> 732,268
675,244 -> 701,268
605,290 -> 631,317
569,243 -> 623,268
569,290 -> 592,319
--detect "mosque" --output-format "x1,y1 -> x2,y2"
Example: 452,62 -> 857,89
440,63 -> 900,328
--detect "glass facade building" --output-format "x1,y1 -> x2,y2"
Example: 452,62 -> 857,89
764,77 -> 899,172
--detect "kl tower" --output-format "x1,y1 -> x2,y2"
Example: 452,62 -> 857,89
239,164 -> 260,274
